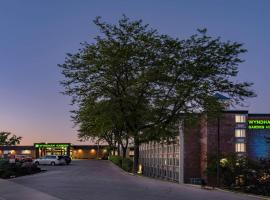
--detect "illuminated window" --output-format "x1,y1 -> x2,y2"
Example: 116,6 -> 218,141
235,143 -> 246,152
129,150 -> 134,156
235,129 -> 246,137
21,150 -> 31,154
235,115 -> 246,123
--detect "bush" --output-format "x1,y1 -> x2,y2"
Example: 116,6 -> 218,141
122,158 -> 133,173
109,156 -> 133,173
0,160 -> 41,178
109,156 -> 122,167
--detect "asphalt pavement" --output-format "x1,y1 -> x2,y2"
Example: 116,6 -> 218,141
0,160 -> 264,200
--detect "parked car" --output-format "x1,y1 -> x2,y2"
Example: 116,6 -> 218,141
33,155 -> 66,166
15,155 -> 32,162
62,155 -> 71,165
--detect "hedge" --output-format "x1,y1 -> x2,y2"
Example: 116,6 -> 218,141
109,156 -> 133,173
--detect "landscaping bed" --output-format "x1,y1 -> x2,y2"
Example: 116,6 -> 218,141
0,159 -> 42,179
109,156 -> 133,173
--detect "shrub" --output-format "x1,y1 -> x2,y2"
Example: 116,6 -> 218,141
109,156 -> 122,167
109,156 -> 133,173
0,160 -> 41,178
122,158 -> 133,172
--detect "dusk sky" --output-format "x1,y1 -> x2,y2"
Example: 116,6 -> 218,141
0,1 -> 269,145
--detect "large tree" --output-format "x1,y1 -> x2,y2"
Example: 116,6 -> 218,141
59,15 -> 255,171
0,131 -> 22,146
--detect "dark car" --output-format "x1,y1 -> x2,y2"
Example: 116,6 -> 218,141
63,155 -> 71,165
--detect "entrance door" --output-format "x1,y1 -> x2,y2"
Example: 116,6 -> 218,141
45,147 -> 67,156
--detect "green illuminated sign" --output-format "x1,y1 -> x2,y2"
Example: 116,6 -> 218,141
34,143 -> 70,148
247,120 -> 270,129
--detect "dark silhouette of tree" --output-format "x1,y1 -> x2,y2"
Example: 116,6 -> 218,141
59,15 -> 255,171
0,131 -> 22,145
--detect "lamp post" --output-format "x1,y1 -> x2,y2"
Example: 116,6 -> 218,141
217,117 -> 220,187
97,140 -> 100,159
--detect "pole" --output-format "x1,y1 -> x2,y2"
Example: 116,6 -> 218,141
217,117 -> 220,187
97,140 -> 100,159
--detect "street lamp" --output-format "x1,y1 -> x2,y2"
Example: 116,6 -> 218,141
217,117 -> 220,187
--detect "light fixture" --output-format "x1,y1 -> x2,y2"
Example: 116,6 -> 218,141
138,164 -> 143,174
10,150 -> 16,154
90,149 -> 96,154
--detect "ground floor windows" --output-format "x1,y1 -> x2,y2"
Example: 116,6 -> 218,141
235,143 -> 246,153
139,141 -> 180,182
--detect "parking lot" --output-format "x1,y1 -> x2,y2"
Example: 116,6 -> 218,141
0,160 -> 261,200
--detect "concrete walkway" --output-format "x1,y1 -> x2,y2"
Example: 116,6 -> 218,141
0,179 -> 60,200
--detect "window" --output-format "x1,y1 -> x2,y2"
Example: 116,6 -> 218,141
235,129 -> 246,137
235,143 -> 246,152
235,115 -> 246,123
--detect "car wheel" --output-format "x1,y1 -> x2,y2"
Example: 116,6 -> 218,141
51,162 -> 56,166
35,161 -> 39,165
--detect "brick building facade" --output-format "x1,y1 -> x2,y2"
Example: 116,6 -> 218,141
139,110 -> 270,185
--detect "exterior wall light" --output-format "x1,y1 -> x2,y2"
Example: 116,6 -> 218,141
90,149 -> 96,154
10,150 -> 16,154
138,164 -> 143,174
220,158 -> 228,167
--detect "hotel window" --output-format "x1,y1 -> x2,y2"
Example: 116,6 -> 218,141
235,129 -> 246,138
235,115 -> 246,123
235,143 -> 246,152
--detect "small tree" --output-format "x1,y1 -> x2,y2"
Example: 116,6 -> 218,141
0,131 -> 22,145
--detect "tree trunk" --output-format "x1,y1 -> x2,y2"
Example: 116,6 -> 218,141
117,142 -> 120,156
112,146 -> 116,156
121,136 -> 129,158
133,137 -> 140,173
122,147 -> 127,158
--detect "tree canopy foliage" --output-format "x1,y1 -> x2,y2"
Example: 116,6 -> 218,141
59,15 -> 255,171
0,131 -> 22,146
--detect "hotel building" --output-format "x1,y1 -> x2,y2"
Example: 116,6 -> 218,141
0,143 -> 109,159
139,110 -> 270,184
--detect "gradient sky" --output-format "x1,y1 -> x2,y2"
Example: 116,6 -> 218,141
0,0 -> 269,145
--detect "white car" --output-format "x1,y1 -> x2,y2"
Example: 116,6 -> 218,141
33,155 -> 66,166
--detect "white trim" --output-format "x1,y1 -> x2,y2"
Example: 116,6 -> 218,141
179,122 -> 184,184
